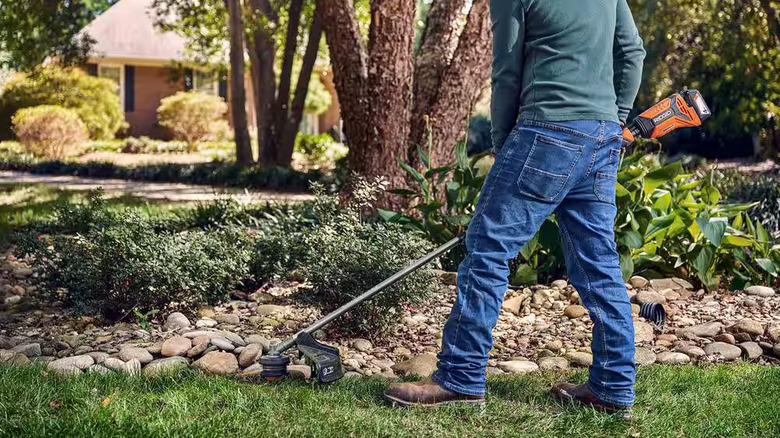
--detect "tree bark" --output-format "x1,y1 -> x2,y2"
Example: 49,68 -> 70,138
248,0 -> 279,166
408,0 -> 467,158
227,0 -> 253,165
424,0 -> 491,168
277,8 -> 324,166
271,0 -> 304,159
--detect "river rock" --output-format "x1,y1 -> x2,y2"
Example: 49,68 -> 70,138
497,360 -> 539,374
713,333 -> 736,345
162,337 -> 192,357
565,352 -> 593,367
678,321 -> 723,338
744,285 -> 775,297
551,279 -> 569,290
634,321 -> 654,344
255,305 -> 288,316
210,337 -> 235,351
675,343 -> 706,358
635,290 -> 666,305
194,352 -> 239,375
538,356 -> 569,370
238,343 -> 262,368
86,352 -> 109,364
144,357 -> 189,376
502,296 -> 524,315
215,314 -> 241,325
635,347 -> 657,366
392,354 -> 438,377
629,276 -> 649,289
564,305 -> 588,319
704,342 -> 742,361
11,343 -> 41,357
739,342 -> 763,360
351,338 -> 372,352
163,312 -> 191,331
287,364 -> 312,380
118,347 -> 153,364
87,364 -> 112,375
728,319 -> 763,338
656,351 -> 690,364
47,355 -> 94,376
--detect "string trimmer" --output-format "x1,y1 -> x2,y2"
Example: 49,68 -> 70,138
260,89 -> 711,384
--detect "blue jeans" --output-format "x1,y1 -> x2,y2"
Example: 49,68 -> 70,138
433,119 -> 636,407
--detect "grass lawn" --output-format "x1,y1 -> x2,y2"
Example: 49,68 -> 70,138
0,184 -> 184,242
0,364 -> 777,437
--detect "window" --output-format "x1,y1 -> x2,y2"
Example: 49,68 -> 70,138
193,70 -> 218,95
98,64 -> 124,110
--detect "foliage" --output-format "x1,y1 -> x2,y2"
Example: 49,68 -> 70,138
17,207 -> 252,319
0,1 -> 116,71
719,171 -> 780,239
0,155 -> 335,192
11,105 -> 87,158
294,133 -> 348,167
382,143 -> 779,289
121,136 -> 191,154
0,67 -> 125,140
157,92 -> 228,152
630,0 -> 779,147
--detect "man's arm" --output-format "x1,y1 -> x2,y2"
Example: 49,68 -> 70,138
613,0 -> 646,124
490,0 -> 525,154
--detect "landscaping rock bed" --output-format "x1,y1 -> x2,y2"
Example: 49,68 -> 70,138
1,248 -> 779,380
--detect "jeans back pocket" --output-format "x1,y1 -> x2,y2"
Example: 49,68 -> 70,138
594,148 -> 621,203
517,134 -> 584,203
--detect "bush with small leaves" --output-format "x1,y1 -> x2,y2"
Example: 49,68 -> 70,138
157,92 -> 227,152
12,105 -> 87,158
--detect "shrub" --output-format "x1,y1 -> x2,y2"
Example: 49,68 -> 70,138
18,218 -> 252,319
294,133 -> 348,168
720,171 -> 780,239
157,92 -> 227,152
11,105 -> 87,158
0,67 -> 125,140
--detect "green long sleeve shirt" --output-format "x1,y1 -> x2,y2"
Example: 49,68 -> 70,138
490,0 -> 646,151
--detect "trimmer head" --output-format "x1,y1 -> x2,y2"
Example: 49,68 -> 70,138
260,332 -> 344,384
259,354 -> 290,381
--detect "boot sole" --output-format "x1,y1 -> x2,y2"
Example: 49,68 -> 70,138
383,393 -> 486,409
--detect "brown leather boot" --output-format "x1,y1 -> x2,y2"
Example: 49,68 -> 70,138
552,383 -> 633,419
383,377 -> 485,408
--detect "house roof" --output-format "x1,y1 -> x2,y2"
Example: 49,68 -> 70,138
80,0 -> 188,62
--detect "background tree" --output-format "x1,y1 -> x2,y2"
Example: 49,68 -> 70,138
319,0 -> 491,206
0,1 -> 117,71
226,0 -> 253,165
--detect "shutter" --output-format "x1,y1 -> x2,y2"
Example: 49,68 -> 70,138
218,77 -> 228,100
184,68 -> 194,91
124,65 -> 135,112
86,63 -> 98,76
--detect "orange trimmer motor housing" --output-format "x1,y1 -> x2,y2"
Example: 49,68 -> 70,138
622,89 -> 711,143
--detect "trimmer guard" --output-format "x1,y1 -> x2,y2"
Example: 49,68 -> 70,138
296,332 -> 344,384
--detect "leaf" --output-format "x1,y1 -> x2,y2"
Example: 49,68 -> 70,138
757,258 -> 778,275
724,234 -> 754,247
416,144 -> 430,169
652,190 -> 672,212
389,189 -> 417,196
376,209 -> 402,222
510,264 -> 537,286
442,214 -> 472,227
619,230 -> 643,249
49,400 -> 63,408
397,157 -> 427,188
616,182 -> 630,198
701,184 -> 721,204
646,214 -> 675,241
455,141 -> 469,170
696,214 -> 727,247
692,245 -> 715,288
101,397 -> 112,407
644,161 -> 683,195
756,221 -> 770,244
731,213 -> 744,230
413,202 -> 443,214
620,251 -> 634,281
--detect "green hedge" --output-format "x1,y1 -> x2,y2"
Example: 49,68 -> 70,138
0,155 -> 335,192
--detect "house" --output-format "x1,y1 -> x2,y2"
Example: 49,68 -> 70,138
80,0 -> 339,139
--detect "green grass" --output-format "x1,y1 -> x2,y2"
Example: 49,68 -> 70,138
0,364 -> 777,437
0,184 -> 185,242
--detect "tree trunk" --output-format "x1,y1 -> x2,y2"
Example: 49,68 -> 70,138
277,9 -> 323,166
248,0 -> 279,166
272,0 -> 303,158
424,0 -> 491,168
408,0 -> 467,159
227,0 -> 253,165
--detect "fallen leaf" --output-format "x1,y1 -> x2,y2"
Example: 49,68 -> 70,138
49,400 -> 62,408
40,370 -> 48,378
101,397 -> 111,407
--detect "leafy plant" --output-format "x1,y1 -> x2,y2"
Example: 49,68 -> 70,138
294,133 -> 348,167
157,91 -> 227,152
12,105 -> 87,158
134,309 -> 159,329
720,171 -> 780,239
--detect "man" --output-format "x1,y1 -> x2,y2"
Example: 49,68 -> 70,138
384,0 -> 645,415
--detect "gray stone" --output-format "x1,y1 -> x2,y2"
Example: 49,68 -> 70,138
629,276 -> 649,289
745,285 -> 775,297
635,290 -> 666,305
125,358 -> 142,376
210,337 -> 235,351
551,279 -> 569,290
675,344 -> 706,358
238,344 -> 262,368
634,321 -> 655,344
678,321 -> 723,338
728,319 -> 764,337
650,278 -> 679,291
86,352 -> 109,364
739,342 -> 763,360
9,353 -> 30,365
766,324 -> 780,342
219,331 -> 245,346
162,337 -> 192,357
704,342 -> 742,361
351,338 -> 372,352
215,314 -> 240,325
635,347 -> 657,366
103,358 -> 127,372
713,333 -> 736,345
194,352 -> 239,375
244,335 -> 271,352
11,343 -> 41,357
187,342 -> 210,358
656,351 -> 690,364
47,355 -> 94,376
144,357 -> 189,376
87,364 -> 112,375
183,330 -> 219,339
391,354 -> 438,377
3,295 -> 21,306
195,318 -> 218,328
497,360 -> 539,374
118,347 -> 153,364
501,296 -> 524,315
774,343 -> 780,357
563,305 -> 588,319
287,364 -> 312,380
565,352 -> 593,367
255,305 -> 288,316
163,312 -> 191,331
537,356 -> 569,370
0,349 -> 14,362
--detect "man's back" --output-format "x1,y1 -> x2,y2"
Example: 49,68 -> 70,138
490,0 -> 645,152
